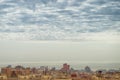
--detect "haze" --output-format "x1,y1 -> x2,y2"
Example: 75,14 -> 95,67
0,40 -> 120,63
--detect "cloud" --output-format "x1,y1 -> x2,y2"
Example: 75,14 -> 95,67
0,0 -> 120,40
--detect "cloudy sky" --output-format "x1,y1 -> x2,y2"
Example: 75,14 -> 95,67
0,0 -> 120,63
0,0 -> 120,40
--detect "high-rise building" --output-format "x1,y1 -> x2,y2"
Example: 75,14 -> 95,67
84,66 -> 92,72
61,63 -> 70,71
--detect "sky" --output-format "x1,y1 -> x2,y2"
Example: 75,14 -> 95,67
0,0 -> 120,63
0,40 -> 120,63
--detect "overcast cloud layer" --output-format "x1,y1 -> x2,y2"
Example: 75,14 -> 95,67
0,0 -> 120,40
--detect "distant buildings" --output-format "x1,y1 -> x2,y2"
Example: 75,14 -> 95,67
0,63 -> 120,80
1,65 -> 31,77
61,63 -> 70,72
84,66 -> 92,73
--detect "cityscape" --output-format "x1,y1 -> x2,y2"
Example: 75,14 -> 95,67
0,63 -> 120,80
0,0 -> 120,80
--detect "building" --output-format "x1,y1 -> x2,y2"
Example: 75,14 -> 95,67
84,66 -> 92,73
1,66 -> 31,77
61,63 -> 70,71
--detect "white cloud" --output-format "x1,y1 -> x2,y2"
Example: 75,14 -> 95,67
0,0 -> 4,3
0,0 -> 120,41
57,0 -> 64,2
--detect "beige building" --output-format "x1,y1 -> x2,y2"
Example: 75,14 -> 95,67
1,67 -> 31,77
